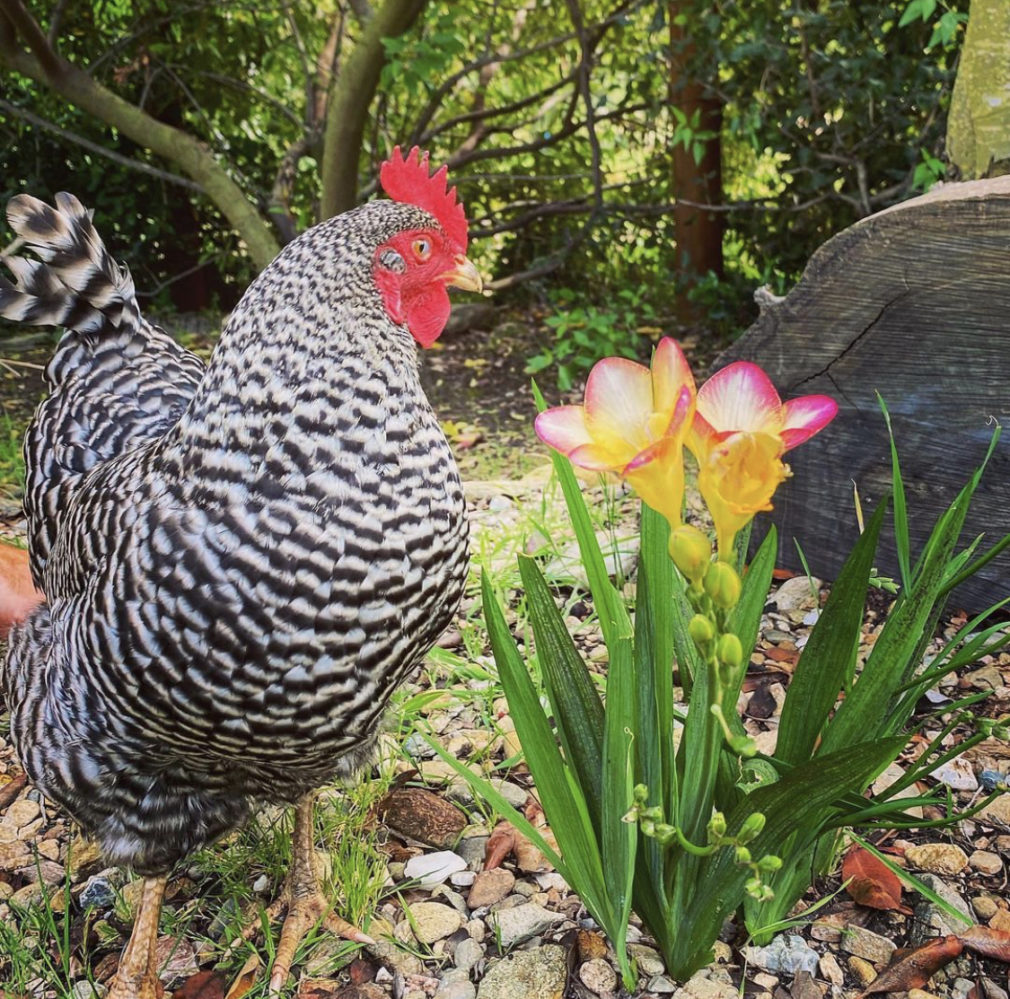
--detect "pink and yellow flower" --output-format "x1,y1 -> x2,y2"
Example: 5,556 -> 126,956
535,338 -> 696,530
688,361 -> 838,558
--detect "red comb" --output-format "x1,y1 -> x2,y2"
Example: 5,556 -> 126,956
380,146 -> 468,253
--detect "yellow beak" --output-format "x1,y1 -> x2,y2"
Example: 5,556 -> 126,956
442,254 -> 483,294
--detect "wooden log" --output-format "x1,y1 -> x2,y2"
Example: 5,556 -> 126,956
718,177 -> 1010,610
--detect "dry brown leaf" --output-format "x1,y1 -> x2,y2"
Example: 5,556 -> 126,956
223,951 -> 261,999
842,846 -> 912,914
173,971 -> 227,999
958,924 -> 1010,962
484,820 -> 518,869
856,935 -> 964,997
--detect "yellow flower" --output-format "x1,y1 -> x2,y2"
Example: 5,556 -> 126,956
688,362 -> 838,558
535,338 -> 696,529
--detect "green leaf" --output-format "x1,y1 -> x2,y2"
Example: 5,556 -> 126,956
518,556 -> 605,831
479,572 -> 614,927
776,499 -> 887,766
878,399 -> 911,589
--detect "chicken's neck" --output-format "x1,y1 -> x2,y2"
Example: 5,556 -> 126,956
169,292 -> 429,468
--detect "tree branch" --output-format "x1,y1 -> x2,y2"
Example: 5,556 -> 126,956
0,0 -> 280,268
0,98 -> 203,191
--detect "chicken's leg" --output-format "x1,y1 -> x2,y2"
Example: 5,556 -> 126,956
107,875 -> 168,999
265,792 -> 374,995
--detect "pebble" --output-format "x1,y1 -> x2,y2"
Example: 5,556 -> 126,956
848,956 -> 878,986
839,925 -> 896,965
252,873 -> 269,893
908,991 -> 944,999
970,849 -> 1003,875
453,937 -> 485,973
913,874 -> 974,938
437,969 -> 477,999
629,943 -> 666,976
817,953 -> 844,986
953,978 -> 976,999
579,958 -> 617,994
744,934 -> 819,974
980,770 -> 1006,793
408,902 -> 465,945
972,895 -> 1000,920
486,901 -> 564,949
457,835 -> 490,870
70,984 -> 107,999
404,851 -> 469,888
752,973 -> 779,990
4,798 -> 40,828
771,576 -> 822,612
80,875 -> 118,909
931,757 -> 979,791
649,975 -> 678,993
978,793 -> 1010,825
469,868 -> 515,908
476,944 -> 567,999
905,842 -> 969,875
670,970 -> 739,999
451,871 -> 476,888
989,909 -> 1010,932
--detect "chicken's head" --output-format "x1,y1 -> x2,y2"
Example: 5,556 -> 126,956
373,147 -> 482,348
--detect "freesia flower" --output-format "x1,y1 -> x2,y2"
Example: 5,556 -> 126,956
535,338 -> 695,530
688,362 -> 838,558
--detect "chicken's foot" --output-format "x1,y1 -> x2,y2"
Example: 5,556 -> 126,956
107,874 -> 168,999
240,792 -> 373,995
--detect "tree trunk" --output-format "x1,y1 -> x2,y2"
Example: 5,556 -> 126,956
947,0 -> 1010,178
718,176 -> 1010,611
320,0 -> 427,219
668,1 -> 724,323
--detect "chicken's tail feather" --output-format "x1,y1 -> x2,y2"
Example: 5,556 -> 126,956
1,192 -> 141,334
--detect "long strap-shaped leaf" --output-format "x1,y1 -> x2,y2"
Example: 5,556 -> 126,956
518,556 -> 605,830
480,572 -> 615,931
776,499 -> 887,766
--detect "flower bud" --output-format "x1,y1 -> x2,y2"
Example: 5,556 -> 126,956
669,525 -> 712,582
688,613 -> 716,647
757,854 -> 783,873
737,812 -> 766,844
735,846 -> 752,865
707,811 -> 727,843
704,560 -> 742,609
716,633 -> 743,668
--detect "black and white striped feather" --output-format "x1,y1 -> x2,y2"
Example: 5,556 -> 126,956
1,194 -> 469,874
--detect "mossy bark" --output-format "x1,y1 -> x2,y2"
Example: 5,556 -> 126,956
320,0 -> 427,219
947,0 -> 1010,178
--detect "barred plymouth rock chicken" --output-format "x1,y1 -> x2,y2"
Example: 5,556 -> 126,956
0,147 -> 481,997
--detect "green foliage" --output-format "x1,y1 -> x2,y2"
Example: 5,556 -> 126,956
2,0 -> 969,328
525,288 -> 658,390
439,405 -> 1009,982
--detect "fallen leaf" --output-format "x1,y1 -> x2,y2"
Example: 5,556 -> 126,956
842,846 -> 912,914
958,924 -> 1010,962
224,951 -> 261,998
296,981 -> 341,999
484,821 -> 518,870
348,957 -> 376,984
173,971 -> 227,999
857,936 -> 963,997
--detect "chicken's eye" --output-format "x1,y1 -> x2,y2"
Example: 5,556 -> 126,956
412,238 -> 432,262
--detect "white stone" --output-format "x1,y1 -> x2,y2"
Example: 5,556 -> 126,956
404,851 -> 468,888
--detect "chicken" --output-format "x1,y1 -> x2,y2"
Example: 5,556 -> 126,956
0,147 -> 481,997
